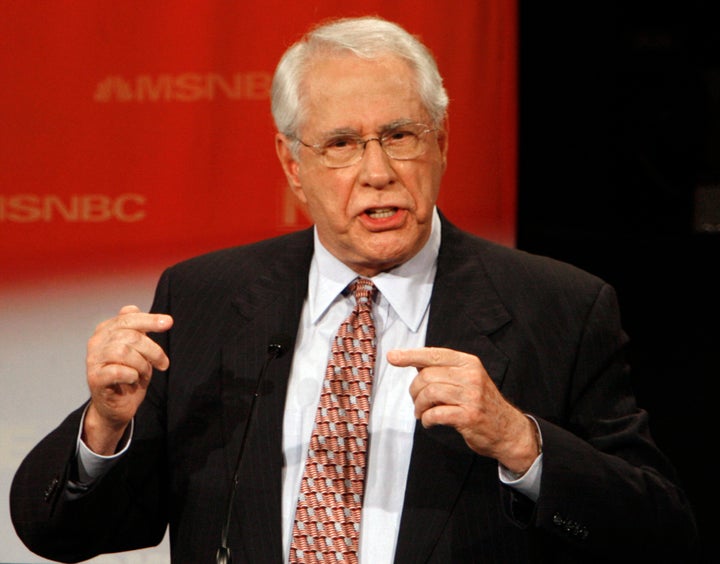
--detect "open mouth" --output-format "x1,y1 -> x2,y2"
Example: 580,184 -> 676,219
366,207 -> 397,219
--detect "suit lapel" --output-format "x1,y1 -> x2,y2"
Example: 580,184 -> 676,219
219,229 -> 313,562
213,218 -> 513,561
394,217 -> 512,563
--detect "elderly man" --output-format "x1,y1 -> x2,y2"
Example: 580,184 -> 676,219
12,15 -> 698,564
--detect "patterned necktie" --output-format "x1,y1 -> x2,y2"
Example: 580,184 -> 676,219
290,278 -> 377,564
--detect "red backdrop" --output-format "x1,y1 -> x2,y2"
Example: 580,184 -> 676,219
0,1 -> 517,289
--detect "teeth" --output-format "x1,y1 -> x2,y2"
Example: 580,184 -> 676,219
367,208 -> 396,219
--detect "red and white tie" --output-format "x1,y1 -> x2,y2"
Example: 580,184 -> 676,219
290,278 -> 377,563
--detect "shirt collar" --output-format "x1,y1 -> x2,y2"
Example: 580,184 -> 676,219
308,207 -> 440,332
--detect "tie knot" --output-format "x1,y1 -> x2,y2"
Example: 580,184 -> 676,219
351,278 -> 376,305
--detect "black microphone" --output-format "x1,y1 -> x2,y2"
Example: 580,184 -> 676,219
216,334 -> 291,564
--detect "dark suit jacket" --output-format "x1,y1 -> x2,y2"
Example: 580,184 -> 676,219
11,216 -> 699,563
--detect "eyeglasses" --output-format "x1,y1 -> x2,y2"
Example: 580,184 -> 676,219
294,122 -> 438,169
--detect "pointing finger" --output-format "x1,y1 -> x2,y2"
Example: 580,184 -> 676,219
111,306 -> 173,335
387,347 -> 472,369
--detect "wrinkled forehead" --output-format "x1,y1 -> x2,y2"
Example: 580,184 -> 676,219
295,51 -> 424,132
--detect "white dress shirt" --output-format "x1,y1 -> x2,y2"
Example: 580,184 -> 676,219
281,210 -> 441,562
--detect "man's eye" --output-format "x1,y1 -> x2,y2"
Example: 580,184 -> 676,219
386,130 -> 414,142
324,137 -> 356,150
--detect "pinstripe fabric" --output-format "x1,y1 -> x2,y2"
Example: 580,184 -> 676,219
10,218 -> 696,563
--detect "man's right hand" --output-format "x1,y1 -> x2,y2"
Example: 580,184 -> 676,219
83,305 -> 173,455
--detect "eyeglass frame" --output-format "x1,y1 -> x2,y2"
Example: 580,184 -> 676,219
290,122 -> 440,169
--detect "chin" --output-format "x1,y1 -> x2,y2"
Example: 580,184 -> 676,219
356,251 -> 409,275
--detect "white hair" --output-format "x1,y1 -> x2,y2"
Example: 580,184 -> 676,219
271,16 -> 449,140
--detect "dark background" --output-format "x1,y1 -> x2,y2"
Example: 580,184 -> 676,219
517,1 -> 718,561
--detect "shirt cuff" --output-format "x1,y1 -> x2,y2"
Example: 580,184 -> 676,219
75,405 -> 134,483
497,414 -> 543,502
498,452 -> 542,502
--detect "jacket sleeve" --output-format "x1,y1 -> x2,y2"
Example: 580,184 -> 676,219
9,273 -> 174,563
524,283 -> 700,562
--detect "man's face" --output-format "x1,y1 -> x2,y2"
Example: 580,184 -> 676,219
276,53 -> 448,277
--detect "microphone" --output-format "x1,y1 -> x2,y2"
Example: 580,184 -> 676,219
216,334 -> 291,564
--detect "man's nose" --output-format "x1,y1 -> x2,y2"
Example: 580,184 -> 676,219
358,138 -> 395,186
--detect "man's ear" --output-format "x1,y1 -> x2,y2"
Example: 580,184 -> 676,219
275,133 -> 307,204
